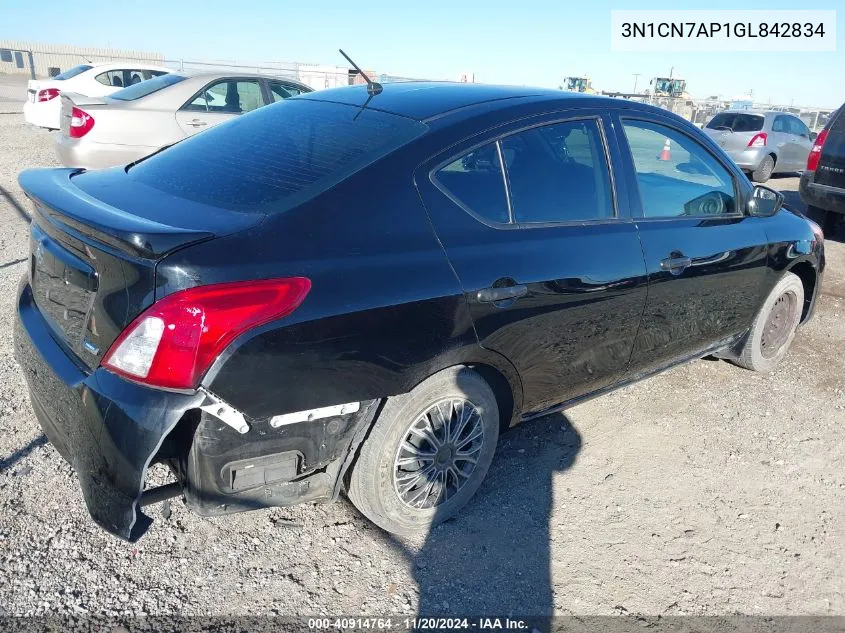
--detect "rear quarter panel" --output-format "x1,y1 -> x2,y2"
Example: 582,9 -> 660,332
155,151 -> 522,422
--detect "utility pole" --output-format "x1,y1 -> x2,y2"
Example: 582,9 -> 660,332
633,73 -> 641,93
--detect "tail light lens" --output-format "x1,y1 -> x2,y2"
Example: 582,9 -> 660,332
101,277 -> 311,390
37,88 -> 60,102
69,107 -> 95,138
747,132 -> 767,148
806,129 -> 829,171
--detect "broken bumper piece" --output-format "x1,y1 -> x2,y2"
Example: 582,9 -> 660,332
15,280 -> 381,540
14,281 -> 205,541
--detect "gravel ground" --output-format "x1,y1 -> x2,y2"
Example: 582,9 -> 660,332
0,104 -> 843,619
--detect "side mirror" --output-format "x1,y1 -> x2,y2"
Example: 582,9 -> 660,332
747,185 -> 784,217
809,131 -> 818,141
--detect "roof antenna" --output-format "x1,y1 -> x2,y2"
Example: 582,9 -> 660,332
339,49 -> 382,96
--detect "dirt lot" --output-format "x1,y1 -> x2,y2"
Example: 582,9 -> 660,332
0,105 -> 842,618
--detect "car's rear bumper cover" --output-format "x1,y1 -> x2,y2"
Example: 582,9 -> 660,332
55,135 -> 157,170
14,278 -> 204,541
724,147 -> 768,171
800,171 -> 845,215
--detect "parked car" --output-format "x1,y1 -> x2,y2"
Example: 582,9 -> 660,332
703,110 -> 815,183
55,72 -> 312,169
14,83 -> 824,541
23,62 -> 171,131
800,104 -> 845,235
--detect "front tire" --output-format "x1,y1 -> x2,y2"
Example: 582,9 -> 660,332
735,272 -> 804,372
347,367 -> 499,537
751,154 -> 775,183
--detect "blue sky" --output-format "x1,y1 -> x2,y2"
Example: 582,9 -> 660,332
4,0 -> 843,107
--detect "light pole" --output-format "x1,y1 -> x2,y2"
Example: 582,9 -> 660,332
633,73 -> 641,93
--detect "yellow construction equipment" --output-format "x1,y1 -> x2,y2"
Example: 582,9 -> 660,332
650,77 -> 690,99
561,76 -> 597,94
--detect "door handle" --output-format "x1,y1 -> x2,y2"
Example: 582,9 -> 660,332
660,255 -> 692,275
477,284 -> 528,304
187,119 -> 208,127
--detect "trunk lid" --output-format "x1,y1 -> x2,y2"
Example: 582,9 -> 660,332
27,79 -> 59,103
59,93 -> 109,135
19,167 -> 266,370
815,108 -> 845,188
704,127 -> 758,152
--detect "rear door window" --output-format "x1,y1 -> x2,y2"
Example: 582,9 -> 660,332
269,81 -> 307,102
503,119 -> 614,223
95,70 -> 129,88
436,143 -> 510,224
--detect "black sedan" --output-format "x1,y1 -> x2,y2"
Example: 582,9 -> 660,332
14,82 -> 825,541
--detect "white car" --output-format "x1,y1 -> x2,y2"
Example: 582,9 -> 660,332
56,72 -> 311,169
23,62 -> 172,130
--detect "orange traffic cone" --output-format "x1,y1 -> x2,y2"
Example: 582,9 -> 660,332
658,139 -> 671,161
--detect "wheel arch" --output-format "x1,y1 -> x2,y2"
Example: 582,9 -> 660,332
786,260 -> 818,323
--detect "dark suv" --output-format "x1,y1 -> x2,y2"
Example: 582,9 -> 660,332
14,83 -> 825,541
800,104 -> 845,235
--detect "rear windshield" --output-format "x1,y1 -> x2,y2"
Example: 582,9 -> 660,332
54,65 -> 92,80
128,99 -> 428,213
111,73 -> 184,101
706,113 -> 764,133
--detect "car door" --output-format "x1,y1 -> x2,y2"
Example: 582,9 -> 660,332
614,115 -> 770,379
771,115 -> 797,171
416,112 -> 649,413
175,78 -> 264,137
788,116 -> 814,170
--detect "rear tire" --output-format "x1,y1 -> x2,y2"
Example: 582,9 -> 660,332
751,154 -> 775,183
347,367 -> 499,537
734,272 -> 804,372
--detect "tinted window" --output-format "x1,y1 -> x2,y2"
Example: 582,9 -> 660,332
54,64 -> 93,80
269,81 -> 307,102
772,116 -> 789,133
184,79 -> 263,113
95,70 -> 129,87
503,120 -> 613,223
129,99 -> 428,213
111,73 -> 186,101
706,113 -> 764,133
436,143 -> 510,224
623,120 -> 736,218
789,117 -> 810,137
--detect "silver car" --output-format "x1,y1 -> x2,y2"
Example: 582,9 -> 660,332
703,110 -> 815,183
55,72 -> 312,170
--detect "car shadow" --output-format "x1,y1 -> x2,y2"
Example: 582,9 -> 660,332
0,433 -> 47,473
378,410 -> 583,619
0,184 -> 32,224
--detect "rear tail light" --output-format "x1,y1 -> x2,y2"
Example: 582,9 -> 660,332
806,129 -> 829,171
69,107 -> 95,138
101,277 -> 311,390
747,132 -> 767,148
37,88 -> 60,102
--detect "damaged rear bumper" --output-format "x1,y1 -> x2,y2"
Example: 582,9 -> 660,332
14,279 -> 379,540
14,280 -> 205,540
